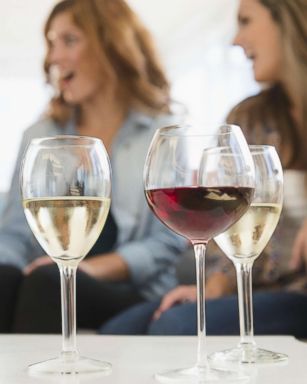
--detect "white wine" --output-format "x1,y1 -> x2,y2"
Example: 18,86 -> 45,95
23,196 -> 111,266
215,203 -> 282,261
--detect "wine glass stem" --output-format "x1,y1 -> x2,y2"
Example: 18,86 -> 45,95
193,242 -> 209,370
59,264 -> 78,359
235,261 -> 256,348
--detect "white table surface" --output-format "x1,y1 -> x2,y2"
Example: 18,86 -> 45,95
0,334 -> 306,383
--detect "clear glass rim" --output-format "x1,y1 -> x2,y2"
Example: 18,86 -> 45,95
202,145 -> 276,157
29,135 -> 103,148
156,124 -> 241,137
249,144 -> 276,155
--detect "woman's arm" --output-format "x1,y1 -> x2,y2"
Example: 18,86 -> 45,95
0,126 -> 45,268
290,218 -> 307,270
79,252 -> 129,281
0,119 -> 66,269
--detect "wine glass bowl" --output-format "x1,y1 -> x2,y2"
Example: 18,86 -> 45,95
21,136 -> 112,375
144,124 -> 255,382
210,145 -> 287,365
144,125 -> 255,245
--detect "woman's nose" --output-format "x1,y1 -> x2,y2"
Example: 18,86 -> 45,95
49,44 -> 65,65
232,30 -> 241,46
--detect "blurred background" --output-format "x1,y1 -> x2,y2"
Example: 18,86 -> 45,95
0,0 -> 259,192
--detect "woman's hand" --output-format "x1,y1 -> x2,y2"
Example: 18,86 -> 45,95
153,285 -> 197,320
23,255 -> 54,275
290,219 -> 307,270
152,272 -> 234,320
24,252 -> 130,282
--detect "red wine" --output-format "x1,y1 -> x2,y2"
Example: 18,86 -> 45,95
145,186 -> 254,243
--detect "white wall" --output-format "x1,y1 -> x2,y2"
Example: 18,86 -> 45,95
0,0 -> 258,192
0,0 -> 54,190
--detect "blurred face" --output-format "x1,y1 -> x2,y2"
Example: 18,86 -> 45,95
233,0 -> 283,83
47,12 -> 103,105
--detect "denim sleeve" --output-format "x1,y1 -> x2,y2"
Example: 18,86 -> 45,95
117,215 -> 187,287
110,111 -> 189,299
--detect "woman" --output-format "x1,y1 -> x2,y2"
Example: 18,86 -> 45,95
100,0 -> 307,338
0,0 -> 186,333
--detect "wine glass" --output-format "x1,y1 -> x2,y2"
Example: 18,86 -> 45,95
21,136 -> 112,375
210,145 -> 288,365
143,124 -> 255,382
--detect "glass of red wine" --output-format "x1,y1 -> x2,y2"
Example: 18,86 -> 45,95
144,124 -> 255,383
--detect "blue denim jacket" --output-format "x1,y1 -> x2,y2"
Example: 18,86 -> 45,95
0,110 -> 187,300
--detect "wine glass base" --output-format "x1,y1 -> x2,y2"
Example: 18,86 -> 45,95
28,355 -> 112,375
208,346 -> 288,365
155,364 -> 249,383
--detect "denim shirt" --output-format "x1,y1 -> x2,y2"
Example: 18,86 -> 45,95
0,111 -> 187,300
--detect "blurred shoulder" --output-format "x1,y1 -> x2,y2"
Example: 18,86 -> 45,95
129,109 -> 180,134
226,90 -> 274,142
151,113 -> 179,131
227,92 -> 264,126
23,117 -> 65,140
16,117 -> 75,156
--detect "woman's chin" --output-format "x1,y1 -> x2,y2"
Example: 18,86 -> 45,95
253,68 -> 280,84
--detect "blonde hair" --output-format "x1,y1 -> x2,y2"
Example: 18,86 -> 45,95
44,0 -> 170,124
229,0 -> 307,168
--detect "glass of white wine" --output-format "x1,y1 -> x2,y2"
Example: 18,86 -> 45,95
21,136 -> 112,375
210,145 -> 288,365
